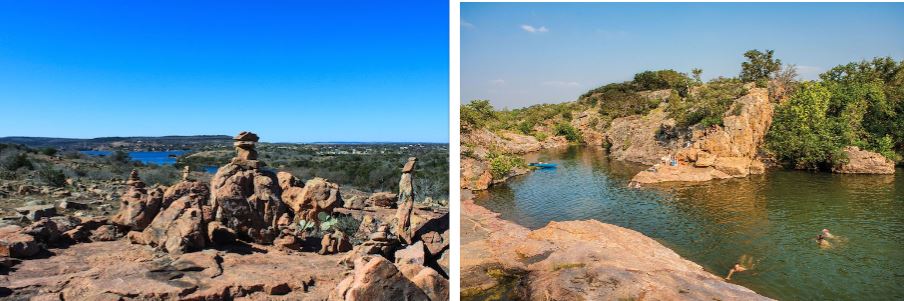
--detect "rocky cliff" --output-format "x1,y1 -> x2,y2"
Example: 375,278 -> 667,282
461,197 -> 773,300
629,87 -> 774,184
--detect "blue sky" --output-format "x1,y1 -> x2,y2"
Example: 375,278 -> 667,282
462,2 -> 904,109
0,1 -> 449,143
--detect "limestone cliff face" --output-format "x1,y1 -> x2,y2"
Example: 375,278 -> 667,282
606,108 -> 684,165
631,87 -> 774,184
461,199 -> 773,301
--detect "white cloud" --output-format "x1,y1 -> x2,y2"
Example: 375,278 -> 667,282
461,19 -> 474,28
521,24 -> 548,33
542,81 -> 580,88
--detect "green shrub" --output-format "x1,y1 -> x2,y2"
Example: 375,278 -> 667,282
554,123 -> 582,142
766,81 -> 841,170
740,49 -> 782,85
38,165 -> 67,187
488,152 -> 525,180
40,148 -> 58,156
2,153 -> 33,171
669,77 -> 747,128
461,100 -> 497,130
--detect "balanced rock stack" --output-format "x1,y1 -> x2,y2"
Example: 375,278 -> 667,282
210,131 -> 287,244
395,157 -> 417,244
113,170 -> 163,231
232,131 -> 260,167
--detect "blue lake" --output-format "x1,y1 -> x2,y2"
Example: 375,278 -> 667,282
80,150 -> 187,165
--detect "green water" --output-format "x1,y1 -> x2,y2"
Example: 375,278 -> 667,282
474,146 -> 904,300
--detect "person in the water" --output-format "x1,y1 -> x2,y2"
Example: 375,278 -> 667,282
725,263 -> 747,280
816,233 -> 831,248
822,228 -> 835,239
725,254 -> 755,280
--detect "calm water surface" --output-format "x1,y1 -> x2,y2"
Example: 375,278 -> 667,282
80,150 -> 186,165
474,146 -> 904,300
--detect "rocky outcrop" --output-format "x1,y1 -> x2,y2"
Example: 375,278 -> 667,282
461,198 -> 773,300
0,225 -> 40,258
832,146 -> 895,174
607,108 -> 683,165
282,177 -> 343,224
128,196 -> 207,255
162,176 -> 210,209
1,240 -> 350,300
330,256 -> 432,301
112,170 -> 163,231
631,88 -> 774,184
210,132 -> 287,244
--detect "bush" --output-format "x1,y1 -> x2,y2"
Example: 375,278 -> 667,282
2,153 -> 33,171
38,165 -> 67,187
669,77 -> 747,128
487,152 -> 525,180
554,123 -> 582,142
461,100 -> 497,130
633,69 -> 693,96
766,81 -> 840,170
40,148 -> 58,156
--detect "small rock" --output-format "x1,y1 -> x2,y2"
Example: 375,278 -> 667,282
90,225 -> 120,241
15,205 -> 57,221
394,241 -> 425,266
0,225 -> 41,258
59,200 -> 89,210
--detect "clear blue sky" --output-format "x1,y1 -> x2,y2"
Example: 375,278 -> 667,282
0,1 -> 449,143
462,2 -> 904,109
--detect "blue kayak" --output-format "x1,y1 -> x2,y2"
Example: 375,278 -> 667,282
529,162 -> 558,168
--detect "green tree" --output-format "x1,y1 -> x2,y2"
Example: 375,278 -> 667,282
740,49 -> 782,87
766,81 -> 841,169
461,99 -> 496,130
692,68 -> 703,83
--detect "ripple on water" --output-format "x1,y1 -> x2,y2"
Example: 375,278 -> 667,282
474,146 -> 904,300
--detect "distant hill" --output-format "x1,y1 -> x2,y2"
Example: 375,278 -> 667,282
0,135 -> 232,151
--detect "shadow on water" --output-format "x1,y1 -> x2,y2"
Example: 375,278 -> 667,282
474,146 -> 904,300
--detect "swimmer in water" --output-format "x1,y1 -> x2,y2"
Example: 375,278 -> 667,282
725,254 -> 755,280
816,234 -> 831,248
822,228 -> 835,239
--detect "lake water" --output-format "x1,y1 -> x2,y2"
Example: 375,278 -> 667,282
80,150 -> 186,165
474,146 -> 904,300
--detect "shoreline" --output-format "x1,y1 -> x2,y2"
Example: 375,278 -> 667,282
460,194 -> 773,300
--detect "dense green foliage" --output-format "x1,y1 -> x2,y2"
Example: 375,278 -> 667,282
767,57 -> 904,169
740,49 -> 782,87
554,122 -> 582,142
487,151 -> 525,180
633,69 -> 693,96
461,99 -> 496,130
668,77 -> 748,128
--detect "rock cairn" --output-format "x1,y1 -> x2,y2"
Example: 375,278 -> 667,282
210,131 -> 287,244
113,170 -> 163,231
395,157 -> 416,243
181,166 -> 190,181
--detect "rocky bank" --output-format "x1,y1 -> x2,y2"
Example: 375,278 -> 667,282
460,195 -> 772,300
